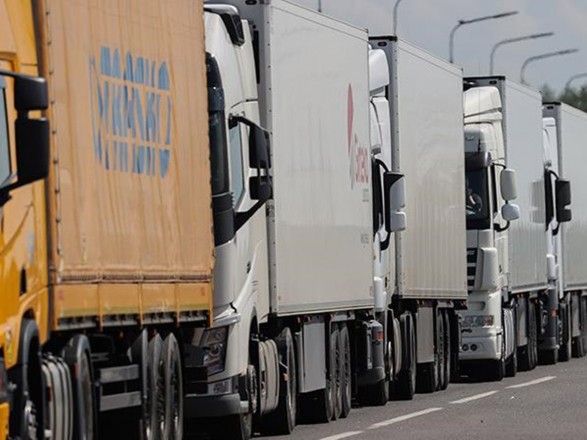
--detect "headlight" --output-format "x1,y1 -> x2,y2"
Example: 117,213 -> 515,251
200,326 -> 229,375
462,315 -> 494,328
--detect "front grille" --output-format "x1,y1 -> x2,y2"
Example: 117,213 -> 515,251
467,248 -> 477,289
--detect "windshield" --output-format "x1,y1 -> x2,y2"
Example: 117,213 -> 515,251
465,169 -> 489,222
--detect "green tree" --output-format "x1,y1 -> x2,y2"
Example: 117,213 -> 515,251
559,84 -> 587,112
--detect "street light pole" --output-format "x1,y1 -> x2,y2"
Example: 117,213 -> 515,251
393,0 -> 405,35
490,32 -> 554,75
565,73 -> 587,91
520,49 -> 579,85
449,11 -> 518,64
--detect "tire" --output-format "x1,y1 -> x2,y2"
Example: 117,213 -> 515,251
261,327 -> 297,435
518,302 -> 538,371
436,311 -> 446,391
539,349 -> 558,365
330,326 -> 342,419
440,311 -> 451,391
339,324 -> 352,418
559,303 -> 572,362
219,330 -> 263,440
529,303 -> 538,369
162,334 -> 183,440
9,319 -> 45,440
416,362 -> 436,393
505,331 -> 518,378
484,359 -> 505,382
394,313 -> 416,400
220,414 -> 253,440
147,334 -> 165,440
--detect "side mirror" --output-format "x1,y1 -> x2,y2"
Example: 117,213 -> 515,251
0,70 -> 49,201
502,203 -> 520,222
249,124 -> 271,170
15,118 -> 50,187
555,179 -> 572,223
248,124 -> 271,202
500,168 -> 517,201
384,171 -> 406,232
231,116 -> 272,203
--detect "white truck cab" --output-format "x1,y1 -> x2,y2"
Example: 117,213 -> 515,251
461,85 -> 519,380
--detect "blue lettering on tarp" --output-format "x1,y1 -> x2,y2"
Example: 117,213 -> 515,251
89,46 -> 173,178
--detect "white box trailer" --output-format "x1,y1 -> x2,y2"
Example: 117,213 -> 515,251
373,37 -> 467,301
544,103 -> 587,291
246,0 -> 374,315
468,77 -> 547,293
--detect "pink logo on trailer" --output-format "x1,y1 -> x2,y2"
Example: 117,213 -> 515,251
347,84 -> 369,189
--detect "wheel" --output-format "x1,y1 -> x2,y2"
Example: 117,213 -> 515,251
358,378 -> 388,406
559,303 -> 572,362
487,333 -> 505,382
483,359 -> 505,382
440,311 -> 451,390
330,326 -> 342,419
9,319 -> 45,440
147,334 -> 165,440
162,334 -> 183,440
529,303 -> 538,369
416,362 -> 437,393
539,349 -> 558,365
339,324 -> 352,418
394,313 -> 416,400
42,355 -> 74,439
416,315 -> 438,394
518,301 -> 537,371
505,329 -> 518,378
261,327 -> 297,435
219,335 -> 259,440
436,311 -> 446,391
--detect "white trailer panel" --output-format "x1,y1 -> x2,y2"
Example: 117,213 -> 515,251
227,0 -> 374,314
374,38 -> 467,300
544,103 -> 587,291
502,81 -> 548,292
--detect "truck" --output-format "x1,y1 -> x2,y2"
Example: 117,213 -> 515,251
293,0 -> 468,396
542,102 -> 587,362
191,3 -> 467,438
461,77 -> 549,380
192,2 -> 391,437
368,37 -> 467,397
0,1 -> 213,438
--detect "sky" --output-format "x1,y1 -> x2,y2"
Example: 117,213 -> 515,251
293,0 -> 587,93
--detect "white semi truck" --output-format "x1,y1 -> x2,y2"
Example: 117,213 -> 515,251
297,0 -> 468,399
542,102 -> 587,361
186,2 -> 405,438
369,37 -> 467,398
461,77 -> 550,380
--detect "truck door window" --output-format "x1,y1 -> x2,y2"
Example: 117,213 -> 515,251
0,83 -> 10,187
228,117 -> 244,208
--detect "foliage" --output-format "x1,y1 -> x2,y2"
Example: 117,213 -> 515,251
541,83 -> 587,112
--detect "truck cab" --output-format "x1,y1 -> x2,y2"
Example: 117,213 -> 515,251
0,2 -> 50,438
460,85 -> 519,379
183,6 -> 273,435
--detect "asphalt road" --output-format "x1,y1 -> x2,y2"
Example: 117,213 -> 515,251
267,357 -> 587,440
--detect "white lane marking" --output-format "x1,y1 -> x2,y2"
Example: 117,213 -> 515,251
320,432 -> 363,440
367,407 -> 443,430
450,390 -> 498,404
506,375 -> 556,389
